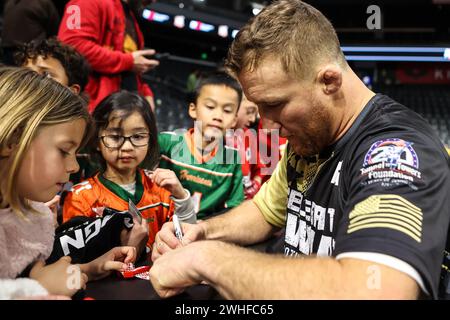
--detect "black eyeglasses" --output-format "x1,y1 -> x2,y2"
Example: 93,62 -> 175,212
100,133 -> 150,148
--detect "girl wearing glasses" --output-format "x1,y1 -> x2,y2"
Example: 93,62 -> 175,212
62,91 -> 195,258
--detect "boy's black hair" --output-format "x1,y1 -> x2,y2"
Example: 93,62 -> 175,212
14,37 -> 90,92
91,91 -> 159,172
189,70 -> 243,112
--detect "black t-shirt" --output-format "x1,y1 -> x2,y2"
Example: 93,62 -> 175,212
47,209 -> 134,265
281,94 -> 450,298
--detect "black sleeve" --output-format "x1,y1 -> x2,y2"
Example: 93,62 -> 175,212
334,129 -> 450,299
47,210 -> 133,264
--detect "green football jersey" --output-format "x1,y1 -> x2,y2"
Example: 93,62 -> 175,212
158,129 -> 244,219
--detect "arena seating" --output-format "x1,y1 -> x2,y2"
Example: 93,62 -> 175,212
376,85 -> 450,147
144,75 -> 193,132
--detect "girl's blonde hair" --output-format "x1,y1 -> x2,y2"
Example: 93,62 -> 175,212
0,67 -> 92,215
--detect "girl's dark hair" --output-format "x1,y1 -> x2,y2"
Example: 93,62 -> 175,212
91,91 -> 159,171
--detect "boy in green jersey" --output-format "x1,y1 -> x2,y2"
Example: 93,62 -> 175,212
158,71 -> 244,219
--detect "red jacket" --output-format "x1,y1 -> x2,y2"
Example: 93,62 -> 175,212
58,0 -> 153,112
257,120 -> 287,179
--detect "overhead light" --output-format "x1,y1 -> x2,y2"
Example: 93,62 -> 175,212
142,9 -> 170,23
218,25 -> 229,38
174,15 -> 186,29
189,20 -> 215,33
250,2 -> 265,16
445,48 -> 450,60
252,8 -> 261,15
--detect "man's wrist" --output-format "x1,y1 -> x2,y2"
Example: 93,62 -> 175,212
190,241 -> 221,285
197,219 -> 209,240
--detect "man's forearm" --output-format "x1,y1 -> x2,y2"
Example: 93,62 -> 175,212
196,241 -> 341,299
193,241 -> 419,300
202,200 -> 277,246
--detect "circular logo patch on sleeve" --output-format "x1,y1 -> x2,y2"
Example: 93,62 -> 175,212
361,138 -> 421,189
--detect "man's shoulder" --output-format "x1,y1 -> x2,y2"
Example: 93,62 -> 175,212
367,94 -> 427,127
339,95 -> 449,179
351,94 -> 438,147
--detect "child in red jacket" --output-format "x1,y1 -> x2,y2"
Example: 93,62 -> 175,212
227,95 -> 288,199
58,0 -> 159,111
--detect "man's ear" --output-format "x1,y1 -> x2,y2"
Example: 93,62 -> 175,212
316,65 -> 342,95
69,84 -> 81,95
188,103 -> 197,120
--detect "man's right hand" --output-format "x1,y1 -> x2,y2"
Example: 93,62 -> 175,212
132,49 -> 160,74
151,221 -> 206,262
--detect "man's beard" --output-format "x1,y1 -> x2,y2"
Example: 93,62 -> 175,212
290,101 -> 334,157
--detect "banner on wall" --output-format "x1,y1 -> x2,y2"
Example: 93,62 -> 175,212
396,63 -> 450,84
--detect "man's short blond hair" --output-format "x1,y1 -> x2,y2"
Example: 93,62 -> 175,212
226,0 -> 346,79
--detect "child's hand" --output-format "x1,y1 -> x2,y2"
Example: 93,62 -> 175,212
44,195 -> 61,227
80,246 -> 137,281
244,179 -> 262,199
147,168 -> 188,199
120,212 -> 149,256
29,256 -> 88,297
